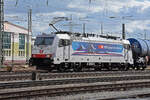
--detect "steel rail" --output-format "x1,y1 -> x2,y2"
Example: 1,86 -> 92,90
1,74 -> 150,89
0,70 -> 150,75
1,70 -> 150,81
1,80 -> 150,99
0,70 -> 47,75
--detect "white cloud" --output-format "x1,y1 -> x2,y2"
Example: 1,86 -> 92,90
32,22 -> 50,33
107,0 -> 150,13
126,0 -> 150,12
5,13 -> 26,20
126,20 -> 150,33
32,11 -> 87,34
36,11 -> 66,17
68,0 -> 150,13
68,3 -> 103,13
35,11 -> 87,18
68,0 -> 104,13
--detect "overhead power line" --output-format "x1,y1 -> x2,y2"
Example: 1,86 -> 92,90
15,0 -> 94,6
16,0 -> 49,6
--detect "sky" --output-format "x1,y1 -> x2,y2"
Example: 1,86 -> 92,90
4,0 -> 150,39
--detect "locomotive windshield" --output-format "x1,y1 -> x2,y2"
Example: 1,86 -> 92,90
34,37 -> 54,45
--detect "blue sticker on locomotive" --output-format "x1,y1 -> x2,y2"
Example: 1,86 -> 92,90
72,41 -> 123,56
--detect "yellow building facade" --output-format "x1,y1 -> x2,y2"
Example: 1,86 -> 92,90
3,21 -> 31,65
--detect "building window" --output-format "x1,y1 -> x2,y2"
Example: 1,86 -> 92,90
19,34 -> 25,56
3,32 -> 11,49
19,34 -> 25,49
3,50 -> 11,56
19,50 -> 25,56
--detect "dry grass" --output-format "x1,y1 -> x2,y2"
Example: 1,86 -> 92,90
0,65 -> 36,72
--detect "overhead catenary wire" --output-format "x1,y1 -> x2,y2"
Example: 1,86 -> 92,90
16,0 -> 50,6
10,0 -> 150,39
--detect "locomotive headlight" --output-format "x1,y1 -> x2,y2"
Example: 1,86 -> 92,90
32,54 -> 36,58
46,54 -> 51,58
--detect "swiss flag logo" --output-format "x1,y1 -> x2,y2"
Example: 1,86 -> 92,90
40,50 -> 43,54
98,45 -> 104,49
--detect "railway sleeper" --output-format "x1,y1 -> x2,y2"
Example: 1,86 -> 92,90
1,75 -> 150,90
1,81 -> 150,99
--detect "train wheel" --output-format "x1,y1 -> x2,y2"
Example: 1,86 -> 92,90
118,66 -> 122,71
136,66 -> 140,70
141,64 -> 146,70
118,65 -> 125,71
56,63 -> 66,72
124,64 -> 129,71
73,66 -> 82,72
95,66 -> 101,71
119,67 -> 124,71
132,66 -> 136,70
107,66 -> 112,71
36,65 -> 40,70
48,67 -> 52,72
73,63 -> 82,72
141,67 -> 145,70
73,67 -> 79,72
125,66 -> 129,71
57,66 -> 66,72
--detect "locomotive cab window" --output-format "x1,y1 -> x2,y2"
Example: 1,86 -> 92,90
59,39 -> 71,47
34,37 -> 54,45
124,44 -> 130,50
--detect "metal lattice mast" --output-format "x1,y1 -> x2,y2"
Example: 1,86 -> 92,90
0,0 -> 4,67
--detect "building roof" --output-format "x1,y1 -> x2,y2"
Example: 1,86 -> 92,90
4,21 -> 28,31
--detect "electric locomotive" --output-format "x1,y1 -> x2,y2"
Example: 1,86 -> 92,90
29,31 -> 148,71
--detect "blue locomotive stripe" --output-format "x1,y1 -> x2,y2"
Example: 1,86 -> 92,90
72,52 -> 123,56
72,41 -> 123,56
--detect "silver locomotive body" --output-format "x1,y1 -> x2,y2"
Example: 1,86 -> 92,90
30,32 -> 147,71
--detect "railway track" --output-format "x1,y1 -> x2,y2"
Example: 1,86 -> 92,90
0,70 -> 48,75
1,70 -> 150,81
1,79 -> 150,100
1,74 -> 150,89
1,71 -> 150,99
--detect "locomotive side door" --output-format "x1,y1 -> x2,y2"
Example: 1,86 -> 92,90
124,44 -> 129,62
59,39 -> 71,61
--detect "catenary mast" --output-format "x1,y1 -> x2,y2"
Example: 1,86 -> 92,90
0,0 -> 4,67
